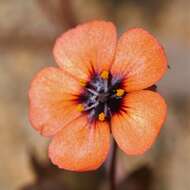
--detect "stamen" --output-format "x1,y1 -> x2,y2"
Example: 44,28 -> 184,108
104,79 -> 108,92
87,88 -> 99,96
78,72 -> 124,122
104,103 -> 108,116
108,107 -> 112,117
76,104 -> 84,112
79,79 -> 86,86
98,112 -> 105,121
85,102 -> 99,111
116,89 -> 125,97
100,71 -> 109,79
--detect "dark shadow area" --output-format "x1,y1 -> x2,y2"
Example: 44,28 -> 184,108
118,165 -> 154,190
21,153 -> 106,190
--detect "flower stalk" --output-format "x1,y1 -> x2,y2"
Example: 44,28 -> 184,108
109,141 -> 117,190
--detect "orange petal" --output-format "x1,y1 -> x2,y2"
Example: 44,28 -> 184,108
53,20 -> 117,80
29,67 -> 82,137
48,116 -> 110,171
111,90 -> 167,155
111,28 -> 167,91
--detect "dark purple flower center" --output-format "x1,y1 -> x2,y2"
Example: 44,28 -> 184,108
78,71 -> 126,122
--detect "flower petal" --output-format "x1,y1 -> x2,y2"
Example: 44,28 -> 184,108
111,28 -> 167,91
53,20 -> 117,80
48,116 -> 110,171
29,67 -> 82,137
111,90 -> 167,155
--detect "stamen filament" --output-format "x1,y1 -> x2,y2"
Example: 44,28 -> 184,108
110,94 -> 122,99
85,102 -> 99,111
87,88 -> 99,96
104,103 -> 108,116
104,79 -> 108,92
90,82 -> 101,92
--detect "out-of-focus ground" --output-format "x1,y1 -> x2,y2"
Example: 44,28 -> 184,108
0,0 -> 190,190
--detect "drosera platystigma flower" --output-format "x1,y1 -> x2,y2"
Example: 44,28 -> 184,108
29,20 -> 167,171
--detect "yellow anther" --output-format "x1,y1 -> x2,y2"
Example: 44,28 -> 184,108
79,79 -> 86,86
100,71 -> 109,79
76,104 -> 84,112
116,89 -> 125,97
98,112 -> 105,121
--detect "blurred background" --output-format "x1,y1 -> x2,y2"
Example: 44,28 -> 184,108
0,0 -> 189,190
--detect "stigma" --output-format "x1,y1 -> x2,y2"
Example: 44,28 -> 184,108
77,71 -> 125,122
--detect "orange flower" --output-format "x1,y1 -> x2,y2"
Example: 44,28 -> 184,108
29,20 -> 167,171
